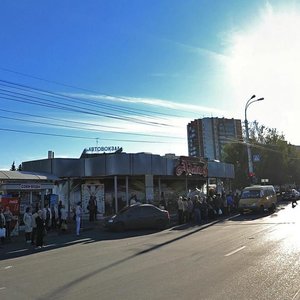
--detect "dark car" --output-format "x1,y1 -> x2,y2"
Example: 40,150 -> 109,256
282,189 -> 300,201
105,204 -> 170,232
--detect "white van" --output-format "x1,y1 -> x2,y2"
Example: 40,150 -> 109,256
238,185 -> 277,214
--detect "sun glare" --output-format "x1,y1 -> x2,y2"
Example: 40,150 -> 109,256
225,3 -> 300,144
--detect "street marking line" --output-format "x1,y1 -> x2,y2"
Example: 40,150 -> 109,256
292,287 -> 300,300
7,249 -> 28,254
0,287 -> 6,291
4,266 -> 12,270
225,246 -> 246,257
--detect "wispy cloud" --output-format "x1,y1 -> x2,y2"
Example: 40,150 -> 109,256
68,93 -> 226,115
160,37 -> 229,64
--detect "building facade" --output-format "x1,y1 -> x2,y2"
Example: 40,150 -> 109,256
187,117 -> 243,161
21,152 -> 234,217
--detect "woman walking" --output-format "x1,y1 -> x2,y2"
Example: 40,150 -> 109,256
23,207 -> 33,243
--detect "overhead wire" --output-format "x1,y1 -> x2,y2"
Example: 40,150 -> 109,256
0,112 -> 184,140
0,82 -> 171,126
0,127 -> 174,143
0,79 -> 176,124
0,66 -> 194,116
0,73 -> 188,143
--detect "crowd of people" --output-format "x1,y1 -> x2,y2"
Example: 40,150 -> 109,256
0,206 -> 14,245
0,200 -> 83,248
177,191 -> 240,225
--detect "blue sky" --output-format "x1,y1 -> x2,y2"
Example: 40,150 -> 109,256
0,0 -> 300,169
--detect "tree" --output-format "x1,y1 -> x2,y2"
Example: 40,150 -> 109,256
223,121 -> 300,188
222,142 -> 248,190
10,161 -> 16,171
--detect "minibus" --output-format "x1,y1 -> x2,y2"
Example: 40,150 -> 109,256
238,185 -> 277,214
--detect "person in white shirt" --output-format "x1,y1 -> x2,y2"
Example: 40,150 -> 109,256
60,205 -> 68,231
75,202 -> 82,236
177,196 -> 184,225
23,207 -> 33,243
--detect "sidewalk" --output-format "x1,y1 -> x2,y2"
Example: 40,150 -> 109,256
0,219 -> 105,254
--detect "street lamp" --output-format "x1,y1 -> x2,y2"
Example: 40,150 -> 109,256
244,95 -> 264,182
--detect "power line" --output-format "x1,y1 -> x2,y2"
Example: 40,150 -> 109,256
0,79 -> 175,124
0,82 -> 171,127
0,66 -> 192,116
0,127 -> 181,143
0,113 -> 184,140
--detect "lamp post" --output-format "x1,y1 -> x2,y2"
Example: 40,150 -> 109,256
244,95 -> 264,182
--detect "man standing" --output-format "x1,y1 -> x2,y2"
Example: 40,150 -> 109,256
88,196 -> 97,222
3,206 -> 13,240
0,207 -> 6,244
75,202 -> 82,236
177,196 -> 184,225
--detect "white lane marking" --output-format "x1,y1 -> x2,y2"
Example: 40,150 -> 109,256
64,238 -> 90,245
0,287 -> 6,291
7,249 -> 28,254
4,266 -> 12,270
292,287 -> 300,300
225,246 -> 246,257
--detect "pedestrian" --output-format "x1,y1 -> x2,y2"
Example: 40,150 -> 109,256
88,195 -> 97,222
23,207 -> 33,243
182,197 -> 189,223
292,192 -> 298,208
207,194 -> 216,219
75,202 -> 82,236
0,207 -> 6,244
177,196 -> 184,225
60,205 -> 68,232
36,210 -> 46,248
160,192 -> 167,210
214,194 -> 222,216
31,209 -> 39,245
129,194 -> 137,205
187,197 -> 194,223
234,192 -> 240,212
193,195 -> 201,225
222,192 -> 228,216
200,197 -> 209,223
51,205 -> 59,229
58,200 -> 63,228
3,206 -> 13,240
226,192 -> 234,215
43,205 -> 52,231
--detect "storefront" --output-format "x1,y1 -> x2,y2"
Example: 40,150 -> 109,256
0,170 -> 59,235
21,152 -> 234,217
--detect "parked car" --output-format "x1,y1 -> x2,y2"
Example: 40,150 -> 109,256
282,189 -> 300,201
105,203 -> 170,232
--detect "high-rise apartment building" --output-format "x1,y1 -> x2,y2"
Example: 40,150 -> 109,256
187,117 -> 243,161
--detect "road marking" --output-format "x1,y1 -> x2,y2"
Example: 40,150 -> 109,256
4,266 -> 12,270
225,246 -> 246,257
7,249 -> 28,254
292,287 -> 300,300
0,287 -> 6,291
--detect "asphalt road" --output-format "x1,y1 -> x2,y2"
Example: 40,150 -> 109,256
1,201 -> 300,300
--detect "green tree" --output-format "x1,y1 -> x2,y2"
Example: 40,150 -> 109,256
223,121 -> 300,188
10,161 -> 16,171
222,141 -> 249,190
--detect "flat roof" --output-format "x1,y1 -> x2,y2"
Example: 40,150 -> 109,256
0,171 -> 59,181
